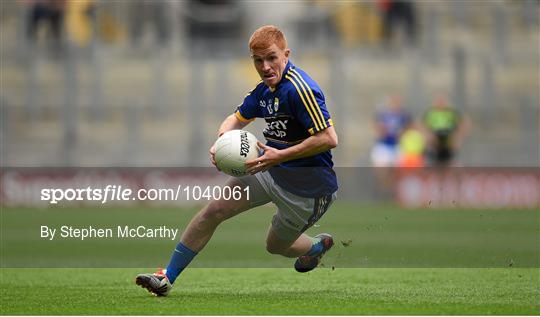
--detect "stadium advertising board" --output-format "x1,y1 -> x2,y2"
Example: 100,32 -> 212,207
397,168 -> 540,209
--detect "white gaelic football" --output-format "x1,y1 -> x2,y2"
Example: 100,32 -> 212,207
214,130 -> 260,176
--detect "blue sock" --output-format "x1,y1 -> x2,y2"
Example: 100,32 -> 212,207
306,237 -> 323,256
165,242 -> 197,284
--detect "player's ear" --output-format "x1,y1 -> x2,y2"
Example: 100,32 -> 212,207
284,48 -> 290,58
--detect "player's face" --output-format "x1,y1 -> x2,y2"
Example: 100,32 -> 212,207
434,95 -> 449,109
251,43 -> 290,88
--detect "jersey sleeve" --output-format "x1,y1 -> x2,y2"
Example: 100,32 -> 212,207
234,87 -> 261,123
288,82 -> 333,135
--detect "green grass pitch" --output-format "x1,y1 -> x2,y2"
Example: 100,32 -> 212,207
1,202 -> 539,314
1,268 -> 539,314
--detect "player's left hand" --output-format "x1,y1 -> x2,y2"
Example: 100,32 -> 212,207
245,141 -> 283,175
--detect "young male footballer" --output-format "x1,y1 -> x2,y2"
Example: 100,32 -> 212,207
136,25 -> 338,296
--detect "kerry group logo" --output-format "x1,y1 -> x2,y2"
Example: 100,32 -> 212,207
264,119 -> 288,138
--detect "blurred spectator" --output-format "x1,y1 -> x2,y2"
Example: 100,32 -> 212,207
128,0 -> 171,48
64,0 -> 95,47
377,0 -> 417,47
421,94 -> 470,167
64,1 -> 124,47
24,0 -> 66,48
331,2 -> 383,47
184,0 -> 244,56
370,94 -> 412,167
184,0 -> 243,43
294,0 -> 337,50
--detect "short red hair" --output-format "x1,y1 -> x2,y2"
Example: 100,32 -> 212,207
249,25 -> 287,51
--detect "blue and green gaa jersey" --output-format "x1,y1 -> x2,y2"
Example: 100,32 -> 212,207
235,61 -> 337,198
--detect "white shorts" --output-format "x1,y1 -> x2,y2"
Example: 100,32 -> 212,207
237,171 -> 337,242
371,143 -> 399,167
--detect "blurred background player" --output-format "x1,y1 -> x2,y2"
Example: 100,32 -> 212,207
397,122 -> 425,168
135,25 -> 338,296
369,94 -> 411,198
370,94 -> 412,167
421,94 -> 470,167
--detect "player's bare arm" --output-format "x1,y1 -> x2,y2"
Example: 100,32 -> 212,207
245,125 -> 338,174
217,114 -> 250,136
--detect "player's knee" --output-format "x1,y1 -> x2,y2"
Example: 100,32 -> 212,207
200,201 -> 231,224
